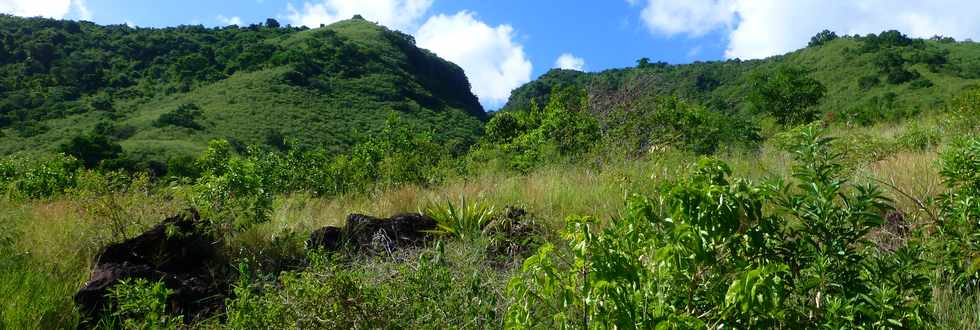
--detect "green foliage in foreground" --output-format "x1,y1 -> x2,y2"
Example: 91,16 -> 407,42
506,126 -> 941,328
101,279 -> 182,330
934,137 -> 980,290
223,246 -> 503,329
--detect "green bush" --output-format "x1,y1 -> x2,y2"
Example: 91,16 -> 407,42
950,87 -> 980,132
101,278 -> 183,329
193,141 -> 275,233
933,137 -> 980,290
2,154 -> 82,199
472,87 -> 599,172
897,123 -> 942,151
858,74 -> 880,90
507,126 -> 934,328
153,103 -> 203,130
604,96 -> 759,156
224,249 -> 502,329
58,132 -> 125,169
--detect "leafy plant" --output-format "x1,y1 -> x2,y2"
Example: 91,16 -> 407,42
934,137 -> 980,290
424,197 -> 495,241
102,278 -> 183,329
2,154 -> 82,199
193,140 -> 274,233
506,125 -> 935,328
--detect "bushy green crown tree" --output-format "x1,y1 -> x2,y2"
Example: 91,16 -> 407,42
748,65 -> 826,125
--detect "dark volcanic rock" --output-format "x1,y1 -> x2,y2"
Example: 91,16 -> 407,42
74,209 -> 225,324
307,226 -> 343,251
307,213 -> 437,253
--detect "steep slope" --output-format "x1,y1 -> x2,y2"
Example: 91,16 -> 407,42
0,15 -> 484,165
503,31 -> 980,125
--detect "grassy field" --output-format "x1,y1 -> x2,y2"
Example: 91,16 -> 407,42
2,110 -> 976,328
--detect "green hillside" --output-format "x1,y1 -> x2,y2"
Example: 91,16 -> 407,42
503,31 -> 980,126
1,15 -> 979,329
0,15 -> 485,169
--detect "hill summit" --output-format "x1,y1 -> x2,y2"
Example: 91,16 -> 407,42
0,15 -> 485,167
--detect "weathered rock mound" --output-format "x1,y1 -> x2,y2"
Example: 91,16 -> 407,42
74,209 -> 225,324
307,213 -> 438,253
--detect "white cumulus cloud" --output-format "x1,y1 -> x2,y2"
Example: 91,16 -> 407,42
0,0 -> 90,19
632,0 -> 980,59
638,0 -> 735,37
284,0 -> 432,32
417,11 -> 533,108
217,15 -> 243,26
555,53 -> 586,71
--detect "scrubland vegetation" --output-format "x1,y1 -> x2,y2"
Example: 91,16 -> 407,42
1,19 -> 979,329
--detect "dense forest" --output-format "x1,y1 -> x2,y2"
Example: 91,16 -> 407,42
0,16 -> 979,329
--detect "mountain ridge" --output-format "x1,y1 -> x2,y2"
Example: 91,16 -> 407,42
502,31 -> 980,126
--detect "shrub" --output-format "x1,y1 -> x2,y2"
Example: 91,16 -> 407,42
59,132 -> 124,169
858,75 -> 880,90
224,249 -> 502,329
3,154 -> 82,199
101,278 -> 183,329
897,123 -> 942,151
154,103 -> 202,129
934,137 -> 980,290
910,77 -> 934,89
193,141 -> 274,233
423,197 -> 496,241
507,126 -> 935,328
473,87 -> 599,172
950,87 -> 980,131
484,111 -> 522,143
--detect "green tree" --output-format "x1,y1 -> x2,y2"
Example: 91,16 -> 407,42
59,133 -> 123,168
265,18 -> 281,28
748,65 -> 826,125
533,87 -> 600,157
808,29 -> 839,47
484,111 -> 522,143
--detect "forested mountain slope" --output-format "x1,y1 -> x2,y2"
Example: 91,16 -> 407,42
503,31 -> 980,126
0,15 -> 484,168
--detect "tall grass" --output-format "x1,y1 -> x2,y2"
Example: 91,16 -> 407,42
0,187 -> 186,328
0,113 -> 974,328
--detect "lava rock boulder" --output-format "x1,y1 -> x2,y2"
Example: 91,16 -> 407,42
74,209 -> 225,325
307,212 -> 438,253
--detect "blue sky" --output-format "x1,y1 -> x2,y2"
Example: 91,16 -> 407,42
4,0 -> 980,108
66,1 -> 730,74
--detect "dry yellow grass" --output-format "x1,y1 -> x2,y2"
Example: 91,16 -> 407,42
860,150 -> 943,222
